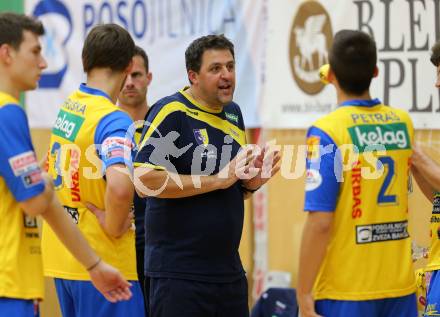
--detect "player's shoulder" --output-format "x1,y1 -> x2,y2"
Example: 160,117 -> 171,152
110,109 -> 132,122
223,101 -> 242,115
0,103 -> 26,123
98,111 -> 133,139
155,91 -> 186,108
382,103 -> 412,120
147,92 -> 187,120
222,101 -> 244,129
312,107 -> 345,131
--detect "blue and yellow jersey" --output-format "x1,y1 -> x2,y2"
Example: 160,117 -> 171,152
134,87 -> 247,283
133,118 -> 147,251
42,84 -> 137,281
0,92 -> 45,299
427,193 -> 440,271
304,99 -> 416,300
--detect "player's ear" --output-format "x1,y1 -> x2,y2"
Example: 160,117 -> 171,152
146,72 -> 152,86
373,66 -> 379,78
188,70 -> 198,86
327,67 -> 336,84
0,43 -> 13,65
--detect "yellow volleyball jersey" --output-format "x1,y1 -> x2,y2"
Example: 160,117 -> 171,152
427,193 -> 440,271
0,92 -> 44,299
305,99 -> 416,300
415,268 -> 428,315
134,120 -> 144,145
42,85 -> 137,280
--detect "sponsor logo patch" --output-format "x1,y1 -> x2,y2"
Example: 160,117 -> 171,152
22,170 -> 43,188
193,129 -> 209,146
101,136 -> 133,160
348,123 -> 410,152
351,161 -> 362,219
356,220 -> 409,244
23,214 -> 38,228
225,112 -> 239,124
52,109 -> 84,141
305,169 -> 322,191
431,215 -> 440,223
425,303 -> 439,316
433,193 -> 440,215
9,151 -> 39,176
64,206 -> 79,224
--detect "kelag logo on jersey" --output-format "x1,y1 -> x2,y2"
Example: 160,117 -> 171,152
32,0 -> 72,88
348,123 -> 410,152
52,109 -> 84,141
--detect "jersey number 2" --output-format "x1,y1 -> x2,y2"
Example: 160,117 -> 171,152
377,156 -> 397,205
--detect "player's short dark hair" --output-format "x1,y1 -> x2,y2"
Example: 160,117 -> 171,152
82,24 -> 135,73
431,41 -> 440,67
329,30 -> 377,95
185,34 -> 234,74
0,12 -> 44,49
134,45 -> 149,72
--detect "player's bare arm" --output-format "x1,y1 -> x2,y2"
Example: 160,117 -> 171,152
297,211 -> 333,317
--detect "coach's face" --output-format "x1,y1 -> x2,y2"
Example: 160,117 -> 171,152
193,49 -> 235,109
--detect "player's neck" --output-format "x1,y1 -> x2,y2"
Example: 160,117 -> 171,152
0,78 -> 21,100
86,69 -> 125,104
337,90 -> 372,105
119,102 -> 149,121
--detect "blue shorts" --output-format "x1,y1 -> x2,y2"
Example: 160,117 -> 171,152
149,276 -> 249,317
426,270 -> 440,316
0,298 -> 38,317
315,293 -> 417,317
54,278 -> 146,317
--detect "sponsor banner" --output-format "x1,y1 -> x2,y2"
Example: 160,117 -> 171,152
25,0 -> 265,128
262,0 -> 440,129
356,220 -> 409,244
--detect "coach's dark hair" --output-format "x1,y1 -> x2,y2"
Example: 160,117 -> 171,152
329,30 -> 377,95
431,41 -> 440,67
134,45 -> 149,72
82,24 -> 135,73
185,34 -> 234,76
0,12 -> 44,49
